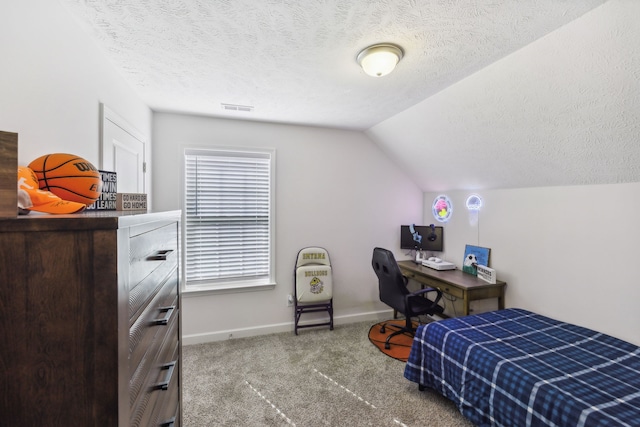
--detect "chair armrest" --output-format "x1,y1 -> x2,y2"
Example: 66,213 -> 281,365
408,287 -> 443,307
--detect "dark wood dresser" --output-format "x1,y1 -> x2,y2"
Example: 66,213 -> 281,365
0,210 -> 181,426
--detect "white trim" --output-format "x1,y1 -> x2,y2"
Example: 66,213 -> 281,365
99,103 -> 147,192
101,103 -> 145,142
182,310 -> 394,345
181,281 -> 276,297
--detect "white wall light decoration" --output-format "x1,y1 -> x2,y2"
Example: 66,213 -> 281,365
432,195 -> 453,223
466,194 -> 483,211
466,194 -> 483,226
356,44 -> 403,77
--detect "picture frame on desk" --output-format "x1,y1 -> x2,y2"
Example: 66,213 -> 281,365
85,170 -> 117,211
462,244 -> 490,276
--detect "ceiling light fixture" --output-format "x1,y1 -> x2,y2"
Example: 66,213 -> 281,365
356,43 -> 404,77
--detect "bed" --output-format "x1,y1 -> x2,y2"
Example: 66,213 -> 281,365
404,308 -> 640,427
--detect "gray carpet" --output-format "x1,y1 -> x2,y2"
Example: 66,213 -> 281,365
182,320 -> 473,426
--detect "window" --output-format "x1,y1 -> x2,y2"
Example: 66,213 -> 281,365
183,147 -> 275,292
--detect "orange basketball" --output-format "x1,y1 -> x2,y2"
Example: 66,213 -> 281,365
28,153 -> 102,205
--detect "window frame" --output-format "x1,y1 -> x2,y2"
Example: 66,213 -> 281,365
181,146 -> 276,296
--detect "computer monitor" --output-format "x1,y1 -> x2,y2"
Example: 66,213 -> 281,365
400,224 -> 444,252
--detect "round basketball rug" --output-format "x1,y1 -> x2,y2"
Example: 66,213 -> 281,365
368,320 -> 418,362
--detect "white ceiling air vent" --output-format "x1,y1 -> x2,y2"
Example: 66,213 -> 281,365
221,103 -> 254,112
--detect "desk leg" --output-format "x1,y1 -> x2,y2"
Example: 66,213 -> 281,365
463,293 -> 470,316
498,290 -> 505,310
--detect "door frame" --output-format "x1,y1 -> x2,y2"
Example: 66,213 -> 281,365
99,103 -> 146,193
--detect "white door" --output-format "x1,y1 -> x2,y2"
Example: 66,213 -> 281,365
100,104 -> 146,194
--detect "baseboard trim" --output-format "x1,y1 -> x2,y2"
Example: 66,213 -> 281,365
182,310 -> 393,346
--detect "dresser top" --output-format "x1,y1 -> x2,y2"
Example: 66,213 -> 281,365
0,210 -> 181,232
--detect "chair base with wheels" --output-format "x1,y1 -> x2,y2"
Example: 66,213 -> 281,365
294,247 -> 334,335
378,288 -> 442,349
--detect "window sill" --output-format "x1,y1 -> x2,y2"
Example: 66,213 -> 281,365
181,281 -> 276,297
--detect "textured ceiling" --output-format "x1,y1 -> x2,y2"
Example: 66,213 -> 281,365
58,0 -> 607,131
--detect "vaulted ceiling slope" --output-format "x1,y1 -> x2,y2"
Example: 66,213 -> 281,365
59,0 -> 607,131
367,0 -> 640,191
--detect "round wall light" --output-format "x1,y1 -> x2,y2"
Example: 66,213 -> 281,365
466,194 -> 483,211
432,195 -> 453,223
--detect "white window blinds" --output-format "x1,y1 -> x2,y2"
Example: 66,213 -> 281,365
184,149 -> 273,287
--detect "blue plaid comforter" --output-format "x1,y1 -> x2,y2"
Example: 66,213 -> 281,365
404,309 -> 640,427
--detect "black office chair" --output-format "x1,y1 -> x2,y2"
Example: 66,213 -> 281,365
371,247 -> 444,349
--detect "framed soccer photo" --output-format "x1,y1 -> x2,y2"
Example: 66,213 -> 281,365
462,245 -> 490,276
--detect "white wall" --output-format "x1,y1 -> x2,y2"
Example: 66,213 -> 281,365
425,185 -> 640,346
152,113 -> 423,343
0,0 -> 151,189
374,0 -> 640,345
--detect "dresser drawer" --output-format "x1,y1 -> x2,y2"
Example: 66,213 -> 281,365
434,283 -> 464,299
156,402 -> 180,427
130,318 -> 180,427
150,345 -> 181,427
130,270 -> 179,382
129,222 -> 177,304
129,254 -> 177,323
404,271 -> 464,299
130,301 -> 179,418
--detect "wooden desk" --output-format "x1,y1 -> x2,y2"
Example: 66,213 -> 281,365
397,260 -> 506,317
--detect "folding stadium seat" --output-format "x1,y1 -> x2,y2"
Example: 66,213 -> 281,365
294,247 -> 333,335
